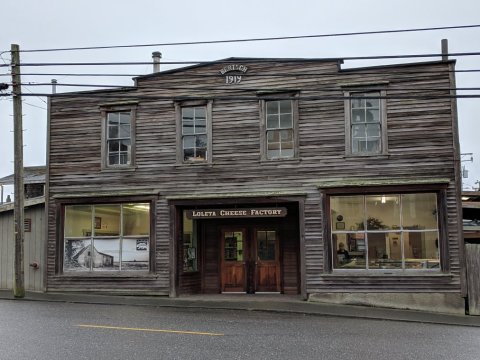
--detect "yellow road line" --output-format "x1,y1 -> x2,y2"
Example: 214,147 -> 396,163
76,324 -> 224,336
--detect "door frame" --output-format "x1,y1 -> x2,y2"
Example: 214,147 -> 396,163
253,228 -> 281,293
220,227 -> 247,293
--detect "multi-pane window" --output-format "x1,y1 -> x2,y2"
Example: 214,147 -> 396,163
182,107 -> 207,162
266,100 -> 294,159
107,112 -> 132,166
63,203 -> 150,272
348,92 -> 384,155
330,193 -> 440,271
182,210 -> 198,272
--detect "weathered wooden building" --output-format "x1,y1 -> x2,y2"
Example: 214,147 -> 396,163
46,57 -> 465,313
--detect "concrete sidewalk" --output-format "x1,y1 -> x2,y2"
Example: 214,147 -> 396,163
1,290 -> 479,328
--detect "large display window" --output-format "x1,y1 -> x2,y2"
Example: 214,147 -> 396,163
330,193 -> 440,271
63,203 -> 150,272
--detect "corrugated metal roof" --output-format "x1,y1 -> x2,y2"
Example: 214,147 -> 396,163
0,166 -> 46,185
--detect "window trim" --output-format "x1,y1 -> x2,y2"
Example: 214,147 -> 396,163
259,93 -> 299,161
323,185 -> 449,274
100,103 -> 137,169
344,90 -> 388,156
175,100 -> 213,165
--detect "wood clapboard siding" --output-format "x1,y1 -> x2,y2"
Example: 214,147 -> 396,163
47,59 -> 462,295
0,204 -> 45,291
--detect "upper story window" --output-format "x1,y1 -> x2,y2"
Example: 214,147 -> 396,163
100,103 -> 137,169
175,100 -> 212,164
107,112 -> 132,166
182,107 -> 207,162
260,95 -> 299,161
345,91 -> 387,156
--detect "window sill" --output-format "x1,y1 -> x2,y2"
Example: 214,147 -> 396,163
56,271 -> 157,278
260,157 -> 301,165
101,166 -> 138,173
323,271 -> 451,277
343,154 -> 390,160
175,162 -> 213,168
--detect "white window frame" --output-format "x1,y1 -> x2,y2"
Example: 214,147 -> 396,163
344,90 -> 388,156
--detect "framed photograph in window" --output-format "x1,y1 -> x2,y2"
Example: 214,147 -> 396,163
336,222 -> 345,230
94,217 -> 102,229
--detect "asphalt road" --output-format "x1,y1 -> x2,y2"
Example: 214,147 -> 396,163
0,299 -> 479,360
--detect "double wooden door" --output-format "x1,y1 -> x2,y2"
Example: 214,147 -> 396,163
221,228 -> 280,293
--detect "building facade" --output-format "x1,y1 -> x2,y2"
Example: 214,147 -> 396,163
46,57 -> 464,312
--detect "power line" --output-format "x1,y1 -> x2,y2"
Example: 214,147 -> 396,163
14,82 -> 480,92
1,68 -> 479,78
9,24 -> 480,53
12,93 -> 480,100
3,52 -> 480,67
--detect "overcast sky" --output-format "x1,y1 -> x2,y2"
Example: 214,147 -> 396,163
1,0 -> 479,199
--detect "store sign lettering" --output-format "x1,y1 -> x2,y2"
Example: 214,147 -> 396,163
219,64 -> 248,84
186,207 -> 287,219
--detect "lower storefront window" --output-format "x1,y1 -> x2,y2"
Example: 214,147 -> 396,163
63,203 -> 150,272
330,193 -> 440,271
182,210 -> 198,272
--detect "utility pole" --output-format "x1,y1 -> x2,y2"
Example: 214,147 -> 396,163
11,44 -> 25,298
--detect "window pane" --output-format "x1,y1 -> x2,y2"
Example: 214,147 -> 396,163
365,139 -> 380,152
402,193 -> 438,229
195,120 -> 206,133
267,130 -> 280,142
266,101 -> 278,115
267,149 -> 280,158
368,232 -> 402,270
182,120 -> 194,135
267,115 -> 278,129
365,98 -> 379,108
122,238 -> 150,271
94,205 -> 120,236
196,134 -> 207,148
119,139 -> 131,151
119,124 -> 130,138
351,109 -> 365,123
194,107 -> 206,120
119,112 -> 130,125
182,211 -> 198,272
107,112 -> 119,125
351,98 -> 363,109
279,100 -> 291,114
195,148 -> 207,160
257,230 -> 276,261
404,231 -> 439,269
366,195 -> 400,230
332,233 -> 366,269
282,141 -> 294,150
280,114 -> 292,128
280,129 -> 293,142
268,142 -> 280,150
330,196 -> 364,231
281,148 -> 294,157
224,231 -> 243,261
108,140 -> 119,152
366,124 -> 381,137
123,203 -> 150,236
366,109 -> 380,122
65,205 -> 92,237
352,124 -> 365,137
183,135 -> 195,149
184,148 -> 194,161
64,239 -> 91,271
182,107 -> 194,121
109,154 -> 119,165
108,125 -> 119,139
92,238 -> 120,271
119,152 -> 130,165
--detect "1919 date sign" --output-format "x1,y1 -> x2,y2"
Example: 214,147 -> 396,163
219,64 -> 248,84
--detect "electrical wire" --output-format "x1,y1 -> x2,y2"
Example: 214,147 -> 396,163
8,24 -> 480,53
4,52 -> 480,67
